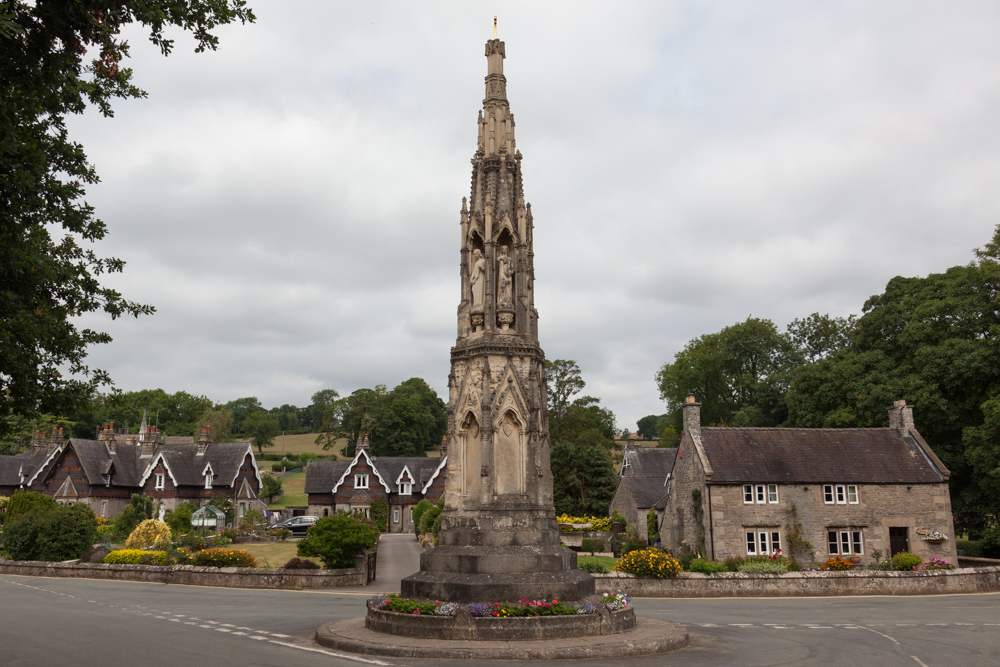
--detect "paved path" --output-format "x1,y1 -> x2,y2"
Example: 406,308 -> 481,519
369,533 -> 423,593
2,574 -> 998,666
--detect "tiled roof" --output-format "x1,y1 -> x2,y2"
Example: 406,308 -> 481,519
620,476 -> 670,510
303,460 -> 351,493
0,456 -> 25,486
698,427 -> 945,484
621,447 -> 677,479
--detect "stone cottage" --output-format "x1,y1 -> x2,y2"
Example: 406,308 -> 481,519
608,445 -> 677,540
662,396 -> 958,565
1,423 -> 265,520
305,435 -> 447,533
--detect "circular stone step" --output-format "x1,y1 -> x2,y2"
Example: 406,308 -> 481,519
315,616 -> 689,660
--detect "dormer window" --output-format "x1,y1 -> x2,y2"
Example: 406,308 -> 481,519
355,474 -> 369,489
205,473 -> 213,489
155,473 -> 165,490
399,481 -> 412,495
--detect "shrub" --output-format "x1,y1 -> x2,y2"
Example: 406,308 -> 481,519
269,527 -> 292,541
182,534 -> 208,551
647,509 -> 659,541
111,494 -> 156,542
581,538 -> 605,555
270,462 -> 284,472
3,502 -> 97,562
192,548 -> 256,568
738,559 -> 789,574
892,551 -> 923,571
370,500 -> 389,533
614,548 -> 682,578
956,539 -> 983,558
687,558 -> 728,574
126,519 -> 172,549
412,499 -> 433,533
418,505 -> 442,538
164,503 -> 196,538
723,556 -> 747,571
282,557 -> 320,569
261,475 -> 283,501
5,490 -> 57,519
297,513 -> 379,569
103,549 -> 171,565
981,525 -> 1000,558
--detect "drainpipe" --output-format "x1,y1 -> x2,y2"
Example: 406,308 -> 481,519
706,484 -> 715,560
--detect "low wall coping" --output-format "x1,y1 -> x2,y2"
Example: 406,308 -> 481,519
0,558 -> 366,590
592,565 -> 1000,597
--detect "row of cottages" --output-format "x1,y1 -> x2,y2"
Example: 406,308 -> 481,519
656,396 -> 958,565
608,445 -> 677,541
304,435 -> 448,533
0,422 -> 265,520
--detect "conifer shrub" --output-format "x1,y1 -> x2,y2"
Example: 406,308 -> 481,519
412,499 -> 433,533
125,519 -> 172,549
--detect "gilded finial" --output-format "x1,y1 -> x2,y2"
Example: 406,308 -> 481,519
494,15 -> 497,39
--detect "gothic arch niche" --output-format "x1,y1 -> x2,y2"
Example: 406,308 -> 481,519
493,409 -> 525,495
495,228 -> 516,331
468,231 -> 486,332
460,412 -> 481,496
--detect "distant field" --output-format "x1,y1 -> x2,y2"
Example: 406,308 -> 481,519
268,433 -> 348,458
267,472 -> 306,509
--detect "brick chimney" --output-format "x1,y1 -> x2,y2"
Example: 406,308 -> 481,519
197,423 -> 212,455
31,430 -> 46,454
50,427 -> 64,448
141,426 -> 158,457
682,393 -> 701,434
888,400 -> 915,430
358,434 -> 370,456
440,435 -> 448,459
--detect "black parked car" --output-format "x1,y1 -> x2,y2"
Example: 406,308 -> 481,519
271,516 -> 319,535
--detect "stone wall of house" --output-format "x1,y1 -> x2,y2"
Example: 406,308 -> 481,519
707,482 -> 958,564
660,431 -> 709,557
608,484 -> 645,540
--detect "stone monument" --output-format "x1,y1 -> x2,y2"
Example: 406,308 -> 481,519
400,36 -> 594,603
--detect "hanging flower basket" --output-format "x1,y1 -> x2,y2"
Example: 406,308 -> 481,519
920,531 -> 948,544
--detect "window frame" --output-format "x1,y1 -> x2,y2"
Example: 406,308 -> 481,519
746,530 -> 781,555
355,474 -> 369,489
767,484 -> 779,504
847,485 -> 858,504
743,485 -> 754,504
393,507 -> 400,523
835,485 -> 846,504
824,485 -> 834,503
755,485 -> 766,504
205,473 -> 213,489
155,473 -> 165,491
399,481 -> 412,496
827,529 -> 864,555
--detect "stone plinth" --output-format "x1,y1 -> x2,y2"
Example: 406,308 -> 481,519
402,545 -> 594,602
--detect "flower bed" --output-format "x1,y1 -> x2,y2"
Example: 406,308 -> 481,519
615,549 -> 682,578
370,592 -> 624,617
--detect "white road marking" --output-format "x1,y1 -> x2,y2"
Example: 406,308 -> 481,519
215,628 -> 231,633
728,623 -> 753,627
198,625 -> 213,629
911,657 -> 931,667
221,623 -> 235,627
270,633 -> 291,638
250,636 -> 269,641
232,632 -> 247,636
860,626 -> 900,645
268,640 -> 391,665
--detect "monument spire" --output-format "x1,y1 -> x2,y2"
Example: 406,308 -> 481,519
402,35 -> 593,604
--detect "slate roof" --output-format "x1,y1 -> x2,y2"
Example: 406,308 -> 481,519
698,427 -> 946,484
620,476 -> 670,510
151,442 -> 254,486
71,439 -> 144,487
621,447 -> 677,478
304,460 -> 350,493
0,456 -> 25,487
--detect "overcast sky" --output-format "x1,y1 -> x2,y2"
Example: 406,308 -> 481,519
71,1 -> 1000,430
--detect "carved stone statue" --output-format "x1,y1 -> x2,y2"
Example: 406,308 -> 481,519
497,246 -> 513,306
470,249 -> 486,309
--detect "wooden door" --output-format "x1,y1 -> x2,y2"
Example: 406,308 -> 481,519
889,527 -> 909,555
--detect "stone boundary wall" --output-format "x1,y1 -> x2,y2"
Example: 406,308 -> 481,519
958,556 -> 1000,568
0,559 -> 365,589
593,565 -> 1000,598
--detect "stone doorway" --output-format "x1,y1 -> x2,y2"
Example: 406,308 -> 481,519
889,527 -> 909,555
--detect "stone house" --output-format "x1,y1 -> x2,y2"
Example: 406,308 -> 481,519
607,445 -> 677,540
662,396 -> 958,565
1,423 -> 265,520
305,436 -> 447,533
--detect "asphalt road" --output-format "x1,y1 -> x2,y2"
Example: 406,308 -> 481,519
3,574 -> 998,667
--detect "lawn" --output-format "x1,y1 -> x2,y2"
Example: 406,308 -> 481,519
237,541 -> 321,568
267,433 -> 348,458
267,472 -> 307,509
578,555 -> 618,571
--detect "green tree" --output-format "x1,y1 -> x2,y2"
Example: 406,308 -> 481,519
112,493 -> 155,542
545,359 -> 586,442
657,317 -> 801,428
297,513 -> 379,569
261,475 -> 283,503
331,379 -> 446,457
786,313 -> 857,363
310,389 -> 341,432
636,414 -> 668,441
0,1 -> 254,438
243,410 -> 280,455
223,397 -> 263,436
412,499 -> 433,533
4,501 -> 97,562
786,226 -> 1000,534
194,408 -> 234,442
164,503 -> 196,538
